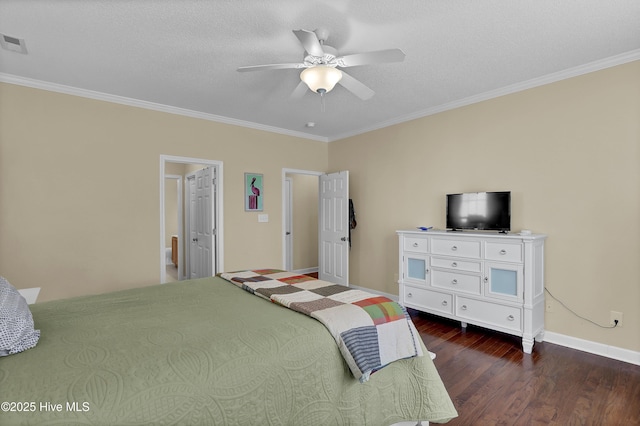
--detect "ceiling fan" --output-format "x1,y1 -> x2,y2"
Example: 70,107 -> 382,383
237,28 -> 405,100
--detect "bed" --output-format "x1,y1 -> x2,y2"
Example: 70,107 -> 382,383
0,273 -> 457,425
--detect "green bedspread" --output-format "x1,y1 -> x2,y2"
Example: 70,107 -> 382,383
0,276 -> 457,425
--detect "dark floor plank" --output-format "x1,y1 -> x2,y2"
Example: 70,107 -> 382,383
409,309 -> 640,425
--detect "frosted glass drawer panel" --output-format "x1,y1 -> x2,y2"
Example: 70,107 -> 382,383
404,237 -> 428,253
404,286 -> 453,315
431,257 -> 482,273
407,257 -> 427,281
492,269 -> 518,295
432,270 -> 481,295
456,297 -> 522,333
485,242 -> 523,263
431,238 -> 481,259
485,262 -> 523,302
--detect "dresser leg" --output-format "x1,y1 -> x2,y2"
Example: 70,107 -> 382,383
522,337 -> 534,354
460,321 -> 468,328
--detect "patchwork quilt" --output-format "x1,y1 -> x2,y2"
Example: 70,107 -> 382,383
219,269 -> 423,382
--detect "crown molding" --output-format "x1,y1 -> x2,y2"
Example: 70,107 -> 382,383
0,73 -> 330,143
328,49 -> 640,142
2,49 -> 638,144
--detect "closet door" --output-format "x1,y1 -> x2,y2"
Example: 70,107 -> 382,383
319,171 -> 349,286
187,167 -> 215,279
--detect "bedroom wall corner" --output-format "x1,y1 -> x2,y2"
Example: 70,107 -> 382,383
327,60 -> 640,354
0,82 -> 328,302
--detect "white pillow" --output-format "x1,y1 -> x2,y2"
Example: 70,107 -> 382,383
0,276 -> 40,356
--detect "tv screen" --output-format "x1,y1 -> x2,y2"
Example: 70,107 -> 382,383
446,191 -> 511,231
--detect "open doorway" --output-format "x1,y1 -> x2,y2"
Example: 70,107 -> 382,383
282,168 -> 351,286
160,155 -> 224,283
281,168 -> 322,274
164,174 -> 183,282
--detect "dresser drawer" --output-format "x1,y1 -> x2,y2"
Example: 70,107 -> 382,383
432,270 -> 481,295
485,242 -> 523,263
431,238 -> 481,259
404,236 -> 428,253
403,286 -> 453,315
456,296 -> 522,332
431,257 -> 482,273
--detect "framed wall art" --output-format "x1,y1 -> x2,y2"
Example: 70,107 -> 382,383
245,173 -> 263,211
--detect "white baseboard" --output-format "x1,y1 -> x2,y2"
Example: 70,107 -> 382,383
293,267 -> 318,275
350,283 -> 639,367
543,331 -> 640,366
349,283 -> 398,302
349,283 -> 640,367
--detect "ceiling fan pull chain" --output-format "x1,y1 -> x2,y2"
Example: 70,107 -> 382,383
319,88 -> 326,112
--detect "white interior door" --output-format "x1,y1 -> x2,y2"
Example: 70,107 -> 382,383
319,171 -> 349,286
188,166 -> 215,279
284,177 -> 293,271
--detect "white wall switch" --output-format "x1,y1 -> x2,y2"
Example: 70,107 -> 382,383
258,214 -> 269,223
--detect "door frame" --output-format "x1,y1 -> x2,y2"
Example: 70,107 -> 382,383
160,155 -> 224,283
281,168 -> 323,271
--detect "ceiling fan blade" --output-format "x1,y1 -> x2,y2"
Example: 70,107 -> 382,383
338,71 -> 375,100
290,80 -> 308,99
293,29 -> 324,57
336,48 -> 406,67
237,63 -> 304,72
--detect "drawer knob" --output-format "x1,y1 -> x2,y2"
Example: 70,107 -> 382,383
484,276 -> 489,283
407,293 -> 413,298
413,242 -> 419,247
507,315 -> 515,321
461,305 -> 467,310
452,262 -> 458,267
500,249 -> 507,255
452,279 -> 458,285
451,245 -> 458,251
442,301 -> 448,306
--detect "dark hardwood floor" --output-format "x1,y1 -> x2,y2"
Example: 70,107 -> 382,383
409,309 -> 640,425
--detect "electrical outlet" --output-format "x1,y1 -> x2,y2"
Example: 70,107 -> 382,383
610,311 -> 623,327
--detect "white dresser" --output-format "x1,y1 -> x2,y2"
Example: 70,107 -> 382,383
397,229 -> 546,353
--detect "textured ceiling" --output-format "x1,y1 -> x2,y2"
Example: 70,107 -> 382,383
1,0 -> 639,142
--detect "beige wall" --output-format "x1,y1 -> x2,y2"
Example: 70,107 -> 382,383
1,60 -> 638,353
329,61 -> 640,352
0,83 -> 328,302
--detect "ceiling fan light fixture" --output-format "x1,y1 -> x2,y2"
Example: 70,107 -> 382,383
300,66 -> 342,94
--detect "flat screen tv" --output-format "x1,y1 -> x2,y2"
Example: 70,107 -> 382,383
446,191 -> 511,232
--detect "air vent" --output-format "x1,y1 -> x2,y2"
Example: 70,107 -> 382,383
0,34 -> 28,54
